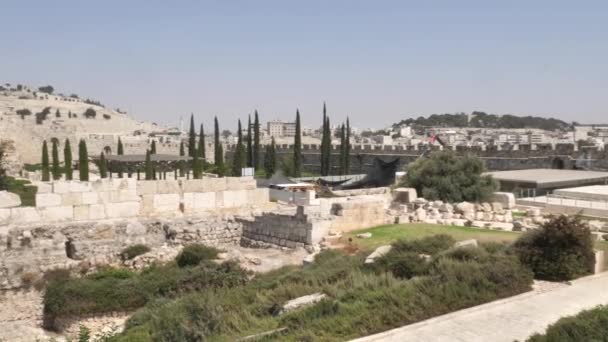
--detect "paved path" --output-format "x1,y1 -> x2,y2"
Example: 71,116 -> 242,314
352,273 -> 608,342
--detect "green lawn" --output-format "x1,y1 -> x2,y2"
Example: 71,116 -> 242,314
345,223 -> 608,252
4,177 -> 37,206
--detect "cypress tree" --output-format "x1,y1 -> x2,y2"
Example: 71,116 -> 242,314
150,140 -> 157,154
339,123 -> 346,175
232,119 -> 246,176
117,137 -> 124,178
192,147 -> 201,179
188,113 -> 196,157
320,103 -> 332,176
264,137 -> 277,178
144,150 -> 153,180
345,117 -> 351,174
78,139 -> 89,181
179,141 -> 185,177
246,115 -> 253,167
197,124 -> 206,167
253,110 -> 260,170
294,109 -> 302,177
214,116 -> 223,167
51,139 -> 61,180
64,139 -> 73,180
41,140 -> 50,181
99,152 -> 108,178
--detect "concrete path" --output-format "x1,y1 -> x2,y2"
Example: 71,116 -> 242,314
352,273 -> 608,342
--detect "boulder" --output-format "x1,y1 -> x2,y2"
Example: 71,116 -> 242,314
491,202 -> 504,213
415,207 -> 427,222
357,232 -> 372,239
454,239 -> 478,248
392,188 -> 417,204
439,203 -> 454,213
455,202 -> 474,214
0,191 -> 21,208
481,203 -> 492,212
527,208 -> 541,217
281,293 -> 327,314
493,192 -> 516,209
365,245 -> 392,264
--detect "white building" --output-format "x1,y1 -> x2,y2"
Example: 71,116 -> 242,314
267,120 -> 297,137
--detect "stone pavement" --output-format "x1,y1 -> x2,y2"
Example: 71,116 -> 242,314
352,272 -> 608,342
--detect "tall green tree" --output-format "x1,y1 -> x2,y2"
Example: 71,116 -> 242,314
117,137 -> 124,178
232,119 -> 246,176
253,110 -> 260,169
0,143 -> 8,190
246,115 -> 253,167
51,139 -> 61,180
150,140 -> 157,154
293,109 -> 302,177
264,137 -> 277,178
197,124 -> 206,166
63,139 -> 73,180
214,116 -> 223,167
320,102 -> 333,176
188,114 -> 196,157
99,152 -> 108,178
339,123 -> 346,175
41,140 -> 50,181
144,150 -> 153,180
179,141 -> 185,177
320,103 -> 327,175
78,139 -> 89,181
192,147 -> 201,179
345,117 -> 351,174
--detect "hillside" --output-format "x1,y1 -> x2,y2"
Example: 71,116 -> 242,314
393,111 -> 571,131
0,83 -> 161,165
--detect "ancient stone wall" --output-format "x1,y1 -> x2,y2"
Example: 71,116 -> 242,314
0,177 -> 269,225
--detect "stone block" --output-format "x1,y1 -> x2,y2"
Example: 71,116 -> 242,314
365,245 -> 392,264
109,190 -> 139,203
0,191 -> 22,208
105,202 -> 140,218
156,180 -> 181,194
392,187 -> 417,204
225,176 -> 256,190
41,205 -> 74,222
81,192 -> 99,205
0,208 -> 10,224
454,239 -> 478,248
89,204 -> 106,220
222,190 -> 248,207
34,182 -> 53,194
73,205 -> 90,221
69,181 -> 92,192
10,207 -> 40,224
246,188 -> 269,205
91,179 -> 112,192
183,192 -> 216,211
35,193 -> 62,208
152,194 -> 180,212
61,192 -> 83,206
52,181 -> 71,193
493,192 -> 516,209
136,180 -> 157,195
202,178 -> 227,192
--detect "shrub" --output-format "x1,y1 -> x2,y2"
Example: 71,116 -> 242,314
84,108 -> 96,118
176,244 -> 221,268
120,244 -> 151,261
392,234 -> 456,255
38,85 -> 54,94
511,215 -> 595,281
400,151 -> 498,202
16,108 -> 32,119
527,305 -> 608,341
375,250 -> 429,278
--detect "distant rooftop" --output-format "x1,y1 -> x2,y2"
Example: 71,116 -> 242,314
487,169 -> 608,189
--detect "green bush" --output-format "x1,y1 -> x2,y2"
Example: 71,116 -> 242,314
511,215 -> 595,281
375,250 -> 429,278
392,234 -> 456,255
401,151 -> 498,202
176,244 -> 221,268
120,244 -> 151,261
527,305 -> 608,341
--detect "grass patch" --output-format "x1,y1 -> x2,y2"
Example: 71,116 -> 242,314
4,176 -> 37,206
345,223 -> 520,251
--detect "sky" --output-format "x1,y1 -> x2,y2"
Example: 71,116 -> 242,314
1,1 -> 607,130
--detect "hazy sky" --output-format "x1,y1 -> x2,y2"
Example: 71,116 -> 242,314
2,1 -> 607,130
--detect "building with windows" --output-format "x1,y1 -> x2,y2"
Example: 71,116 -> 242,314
267,120 -> 297,137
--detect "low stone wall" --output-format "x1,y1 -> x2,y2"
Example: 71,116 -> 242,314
0,177 -> 269,225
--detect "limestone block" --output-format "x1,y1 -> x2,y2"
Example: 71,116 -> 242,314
61,192 -> 83,206
35,193 -> 61,208
281,293 -> 327,314
156,180 -> 181,194
454,239 -> 478,248
73,205 -> 90,221
69,181 -> 92,192
91,179 -> 113,192
136,181 -> 157,195
34,182 -> 53,194
10,207 -> 41,223
152,194 -> 180,212
109,190 -> 139,203
140,195 -> 155,214
455,202 -> 474,214
365,245 -> 392,264
202,178 -> 227,192
0,191 -> 22,208
246,188 -> 269,205
89,204 -> 106,220
126,221 -> 147,236
225,176 -> 256,190
0,208 -> 10,224
221,190 -> 248,207
105,202 -> 140,218
491,202 -> 504,213
41,206 -> 74,222
52,181 -> 71,194
493,192 -> 516,209
392,187 -> 417,204
81,192 -> 99,205
481,203 -> 492,212
396,215 -> 410,224
183,192 -> 216,211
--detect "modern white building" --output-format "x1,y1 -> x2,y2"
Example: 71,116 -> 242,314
267,120 -> 297,137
